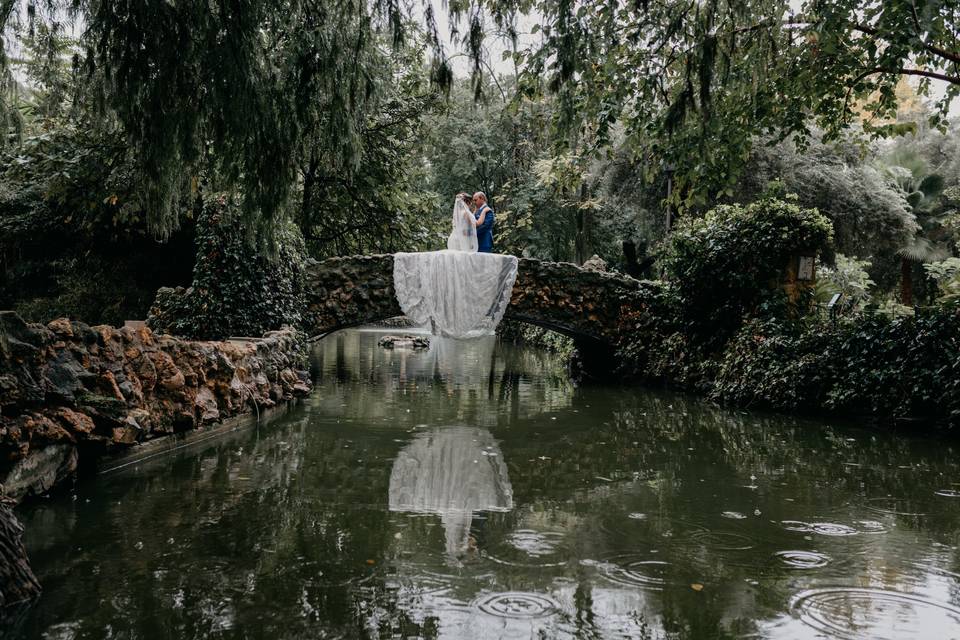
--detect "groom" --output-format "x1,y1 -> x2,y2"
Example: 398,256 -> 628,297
472,192 -> 495,253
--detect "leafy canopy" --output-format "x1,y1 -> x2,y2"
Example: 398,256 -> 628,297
495,0 -> 960,210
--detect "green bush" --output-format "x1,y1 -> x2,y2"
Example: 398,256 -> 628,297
0,128 -> 196,325
924,258 -> 960,306
710,319 -> 836,411
612,285 -> 720,392
661,197 -> 833,345
815,254 -> 876,315
12,255 -> 158,325
710,310 -> 960,426
148,194 -> 307,339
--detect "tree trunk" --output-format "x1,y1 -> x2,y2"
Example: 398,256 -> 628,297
0,501 -> 41,611
900,258 -> 914,307
575,183 -> 590,265
575,208 -> 586,265
299,154 -> 320,234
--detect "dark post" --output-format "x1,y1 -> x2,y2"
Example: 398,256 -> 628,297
0,499 -> 41,612
663,163 -> 675,234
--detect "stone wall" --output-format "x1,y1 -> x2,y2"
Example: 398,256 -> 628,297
0,312 -> 311,502
304,255 -> 401,339
508,258 -> 662,343
303,254 -> 664,343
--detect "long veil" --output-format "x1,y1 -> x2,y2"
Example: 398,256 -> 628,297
393,195 -> 518,339
447,198 -> 478,252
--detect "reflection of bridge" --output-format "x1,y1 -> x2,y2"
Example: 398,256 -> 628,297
304,255 -> 661,344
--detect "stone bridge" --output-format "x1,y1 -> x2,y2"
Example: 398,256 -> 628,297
304,255 -> 662,346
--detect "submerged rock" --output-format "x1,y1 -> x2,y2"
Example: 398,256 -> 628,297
378,335 -> 430,350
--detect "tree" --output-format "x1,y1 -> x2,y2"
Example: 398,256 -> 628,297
736,135 -> 918,266
489,0 -> 960,213
1,1 -> 445,239
881,153 -> 951,304
297,43 -> 445,257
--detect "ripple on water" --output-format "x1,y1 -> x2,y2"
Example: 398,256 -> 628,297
683,530 -> 756,550
789,588 -> 960,640
598,513 -> 707,541
809,523 -> 859,537
721,511 -> 748,520
506,530 -> 565,557
383,562 -> 479,598
474,592 -> 559,618
484,530 -> 568,568
780,521 -> 861,537
854,519 -> 887,534
598,554 -> 672,589
934,489 -> 960,498
310,568 -> 376,588
863,497 -> 926,516
773,550 -> 830,569
385,572 -> 456,597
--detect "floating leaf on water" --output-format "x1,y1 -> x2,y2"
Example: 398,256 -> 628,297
691,583 -> 704,591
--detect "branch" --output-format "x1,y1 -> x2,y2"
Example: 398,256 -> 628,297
855,18 -> 960,66
875,66 -> 960,85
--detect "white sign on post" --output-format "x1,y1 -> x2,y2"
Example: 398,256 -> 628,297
797,255 -> 815,281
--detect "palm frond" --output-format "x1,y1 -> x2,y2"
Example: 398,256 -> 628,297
898,236 -> 951,262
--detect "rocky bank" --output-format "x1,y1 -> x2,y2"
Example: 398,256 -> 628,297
0,312 -> 312,503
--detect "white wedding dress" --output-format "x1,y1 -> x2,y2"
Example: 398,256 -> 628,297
393,198 -> 519,339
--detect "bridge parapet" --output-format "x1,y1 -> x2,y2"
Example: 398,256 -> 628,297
304,254 -> 663,344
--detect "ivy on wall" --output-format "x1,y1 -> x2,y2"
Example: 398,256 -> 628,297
661,198 -> 834,344
148,195 -> 307,340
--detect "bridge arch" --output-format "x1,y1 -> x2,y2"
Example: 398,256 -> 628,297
303,254 -> 661,346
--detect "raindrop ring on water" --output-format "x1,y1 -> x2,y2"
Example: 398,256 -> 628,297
773,550 -> 830,569
790,588 -> 960,640
474,592 -> 559,618
863,497 -> 926,516
598,555 -> 672,589
934,489 -> 960,498
684,530 -> 756,550
808,523 -> 858,537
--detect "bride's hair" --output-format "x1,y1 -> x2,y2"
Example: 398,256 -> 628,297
457,192 -> 471,204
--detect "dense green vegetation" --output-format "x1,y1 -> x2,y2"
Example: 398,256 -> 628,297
1,0 -> 959,424
614,198 -> 960,427
146,194 -> 308,340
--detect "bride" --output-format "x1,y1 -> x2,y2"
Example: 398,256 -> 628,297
392,194 -> 519,339
447,192 -> 480,252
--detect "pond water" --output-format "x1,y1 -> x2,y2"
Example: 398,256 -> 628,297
12,328 -> 960,639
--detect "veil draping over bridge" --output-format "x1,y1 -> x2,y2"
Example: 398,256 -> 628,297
392,198 -> 519,339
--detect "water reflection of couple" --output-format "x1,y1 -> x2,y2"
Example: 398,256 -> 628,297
388,427 -> 512,559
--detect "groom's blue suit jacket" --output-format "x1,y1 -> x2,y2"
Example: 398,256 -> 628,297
475,205 -> 494,253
